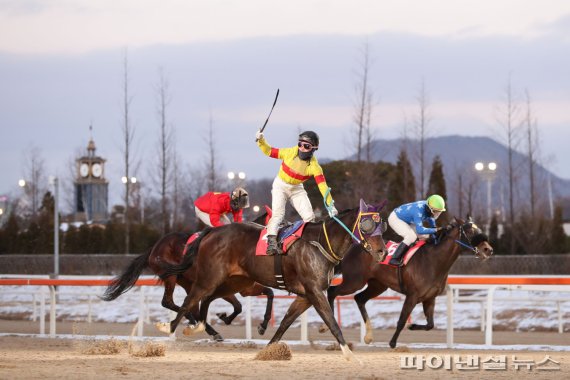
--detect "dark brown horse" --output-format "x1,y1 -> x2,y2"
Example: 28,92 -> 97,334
320,217 -> 493,348
156,200 -> 387,361
102,212 -> 274,341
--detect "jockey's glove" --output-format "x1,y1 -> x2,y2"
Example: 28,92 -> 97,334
255,130 -> 264,140
328,206 -> 339,218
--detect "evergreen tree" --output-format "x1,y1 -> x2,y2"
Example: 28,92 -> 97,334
427,155 -> 448,223
550,205 -> 566,253
489,214 -> 499,247
387,149 -> 416,210
0,213 -> 20,253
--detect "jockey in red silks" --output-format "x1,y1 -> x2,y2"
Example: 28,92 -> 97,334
256,129 -> 338,255
194,187 -> 250,227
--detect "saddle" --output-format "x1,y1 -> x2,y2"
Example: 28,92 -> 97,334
182,232 -> 201,256
379,240 -> 426,267
255,220 -> 306,256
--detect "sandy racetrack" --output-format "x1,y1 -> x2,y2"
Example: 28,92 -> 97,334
0,322 -> 568,379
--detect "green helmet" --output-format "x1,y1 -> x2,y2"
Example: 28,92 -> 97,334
427,194 -> 446,212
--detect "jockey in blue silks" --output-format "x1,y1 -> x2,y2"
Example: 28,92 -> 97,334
387,194 -> 446,266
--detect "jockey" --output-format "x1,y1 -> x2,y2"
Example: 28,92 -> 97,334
256,130 -> 338,255
194,187 -> 250,227
387,194 -> 446,266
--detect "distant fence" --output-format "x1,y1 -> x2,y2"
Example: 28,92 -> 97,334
0,253 -> 569,275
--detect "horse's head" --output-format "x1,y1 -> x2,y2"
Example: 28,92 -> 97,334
449,216 -> 494,260
352,199 -> 388,261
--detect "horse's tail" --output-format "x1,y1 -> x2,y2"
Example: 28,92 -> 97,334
160,227 -> 213,279
101,249 -> 151,301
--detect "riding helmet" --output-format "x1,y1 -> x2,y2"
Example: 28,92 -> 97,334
426,194 -> 446,212
299,131 -> 319,147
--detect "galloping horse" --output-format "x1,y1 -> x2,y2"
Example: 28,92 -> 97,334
157,200 -> 387,360
320,217 -> 493,348
102,212 -> 274,341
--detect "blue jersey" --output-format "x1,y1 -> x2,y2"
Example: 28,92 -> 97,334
394,200 -> 437,235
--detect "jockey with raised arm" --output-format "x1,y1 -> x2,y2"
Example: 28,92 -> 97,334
194,187 -> 250,227
387,194 -> 446,266
256,130 -> 338,255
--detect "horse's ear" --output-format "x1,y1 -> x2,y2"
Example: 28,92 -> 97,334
359,199 -> 367,211
378,199 -> 388,211
466,213 -> 473,222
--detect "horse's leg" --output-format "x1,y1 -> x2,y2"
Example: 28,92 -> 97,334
354,281 -> 388,344
304,288 -> 357,362
268,296 -> 311,344
258,287 -> 274,335
409,297 -> 436,331
216,295 -> 242,325
389,295 -> 418,348
159,283 -> 212,334
319,278 -> 367,333
198,296 -> 224,341
161,276 -> 181,313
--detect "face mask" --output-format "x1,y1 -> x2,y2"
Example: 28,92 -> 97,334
298,149 -> 314,161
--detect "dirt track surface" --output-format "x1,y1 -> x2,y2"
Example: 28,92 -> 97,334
1,321 -> 569,379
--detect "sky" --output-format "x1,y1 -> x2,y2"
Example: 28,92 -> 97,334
1,0 -> 569,210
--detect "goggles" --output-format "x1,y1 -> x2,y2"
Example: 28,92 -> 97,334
298,141 -> 317,150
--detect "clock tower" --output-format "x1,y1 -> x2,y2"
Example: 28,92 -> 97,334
74,137 -> 108,222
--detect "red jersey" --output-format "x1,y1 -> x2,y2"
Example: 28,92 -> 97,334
194,192 -> 243,227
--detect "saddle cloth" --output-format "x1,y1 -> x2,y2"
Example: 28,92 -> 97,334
182,232 -> 201,256
256,221 -> 306,256
379,240 -> 426,267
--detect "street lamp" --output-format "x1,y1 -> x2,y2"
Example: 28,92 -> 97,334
252,205 -> 260,213
227,171 -> 246,187
48,176 -> 59,278
474,161 -> 497,234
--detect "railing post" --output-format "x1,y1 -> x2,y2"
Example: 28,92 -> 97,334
557,301 -> 562,334
87,295 -> 92,324
245,295 -> 252,340
446,285 -> 454,348
49,285 -> 56,337
137,287 -> 145,337
359,314 -> 366,344
40,286 -> 46,335
480,302 -> 485,332
32,293 -> 37,322
300,311 -> 308,343
485,286 -> 497,346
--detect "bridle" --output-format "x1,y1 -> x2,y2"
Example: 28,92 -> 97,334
320,189 -> 385,259
453,221 -> 486,257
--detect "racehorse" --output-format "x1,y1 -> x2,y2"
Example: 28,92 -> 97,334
320,217 -> 493,348
102,212 -> 274,341
156,199 -> 387,361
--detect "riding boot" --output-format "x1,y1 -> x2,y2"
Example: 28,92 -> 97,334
389,242 -> 410,267
266,235 -> 280,256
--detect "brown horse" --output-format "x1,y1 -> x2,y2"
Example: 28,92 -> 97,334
320,217 -> 493,348
157,200 -> 387,361
102,212 -> 274,341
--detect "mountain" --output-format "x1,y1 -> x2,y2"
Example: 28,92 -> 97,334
337,135 -> 570,214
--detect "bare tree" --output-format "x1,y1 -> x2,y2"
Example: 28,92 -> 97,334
20,145 -> 46,221
495,74 -> 522,254
524,89 -> 540,218
413,78 -> 432,198
203,111 -> 223,192
153,67 -> 174,234
120,49 -> 136,254
352,40 -> 376,162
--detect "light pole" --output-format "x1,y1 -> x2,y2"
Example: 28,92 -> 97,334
49,176 -> 59,277
474,162 -> 497,234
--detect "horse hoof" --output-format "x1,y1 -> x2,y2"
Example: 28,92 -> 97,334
213,334 -> 224,342
257,325 -> 266,336
389,340 -> 397,349
364,336 -> 373,344
155,322 -> 171,334
183,322 -> 206,336
318,324 -> 329,334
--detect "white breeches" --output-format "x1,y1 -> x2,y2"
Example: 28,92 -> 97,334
267,176 -> 315,236
195,206 -> 231,227
388,211 -> 429,245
